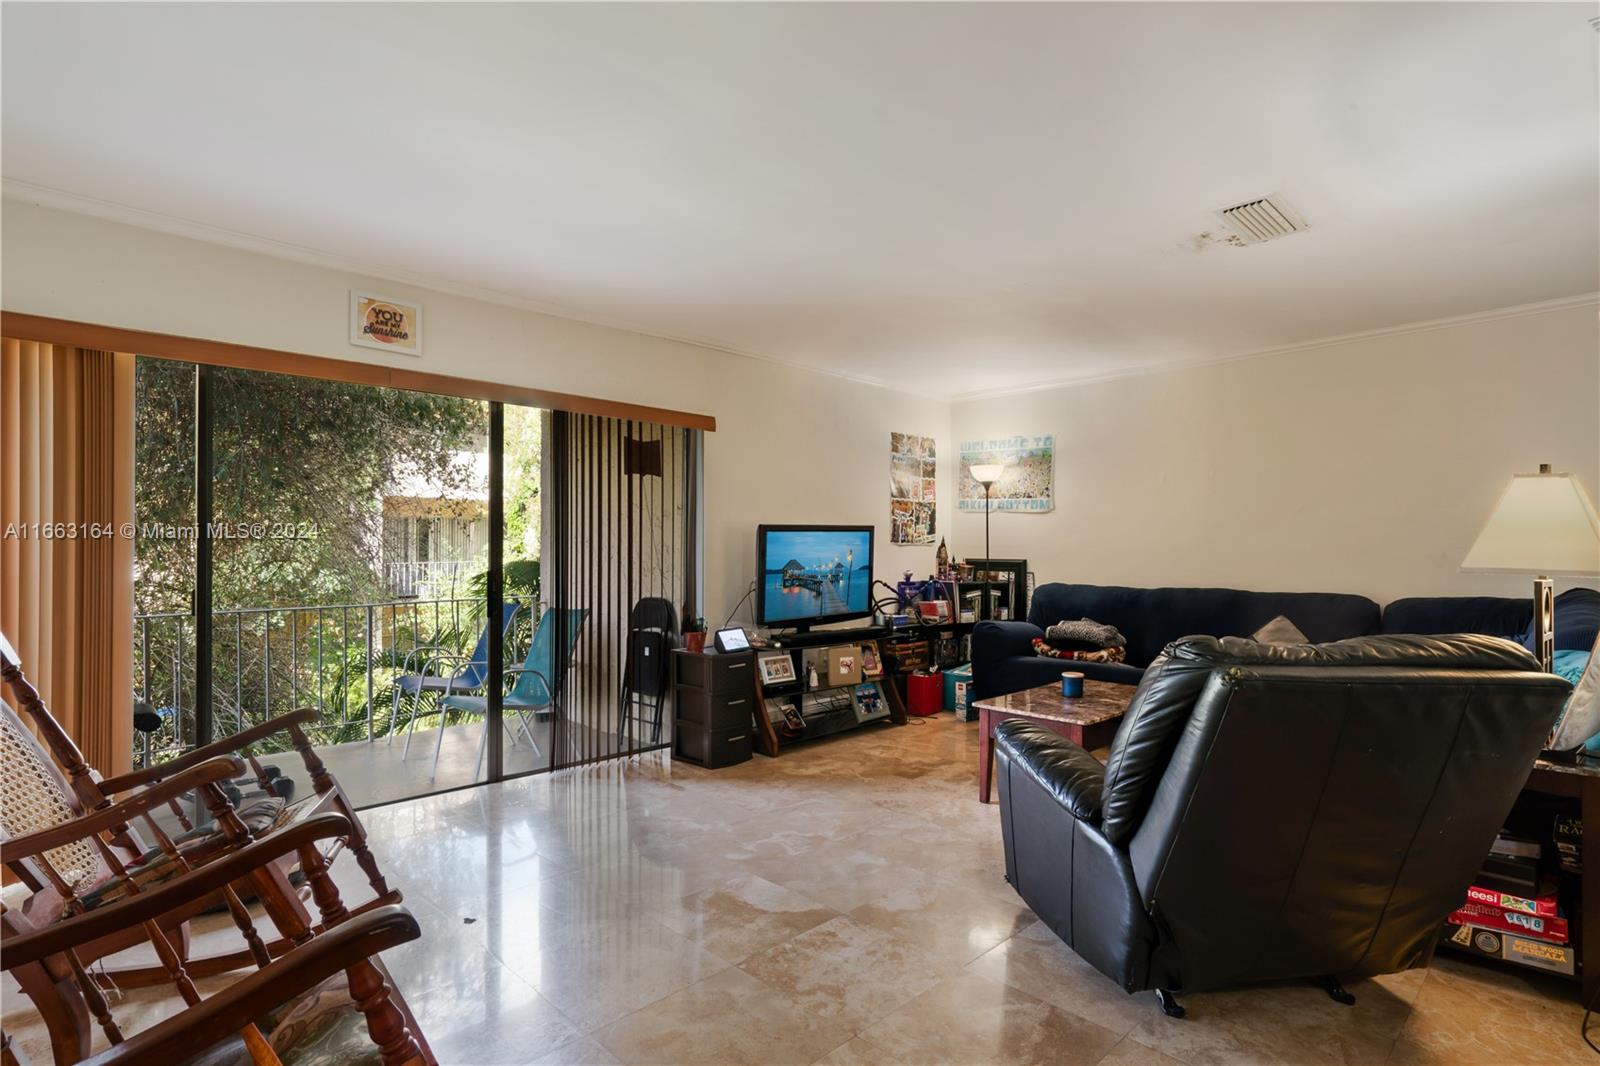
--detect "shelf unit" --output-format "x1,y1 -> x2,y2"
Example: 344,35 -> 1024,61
750,636 -> 906,756
1436,758 -> 1595,1000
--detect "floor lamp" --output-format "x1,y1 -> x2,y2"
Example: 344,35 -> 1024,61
970,463 -> 1005,620
1461,463 -> 1600,672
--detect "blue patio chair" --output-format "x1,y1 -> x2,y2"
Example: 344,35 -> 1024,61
439,607 -> 589,782
390,602 -> 520,760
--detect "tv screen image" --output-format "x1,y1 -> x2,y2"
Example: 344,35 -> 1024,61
758,526 -> 874,626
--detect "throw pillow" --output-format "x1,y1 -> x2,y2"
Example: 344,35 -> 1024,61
1251,614 -> 1308,645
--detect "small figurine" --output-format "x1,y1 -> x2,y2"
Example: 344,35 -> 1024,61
935,537 -> 950,578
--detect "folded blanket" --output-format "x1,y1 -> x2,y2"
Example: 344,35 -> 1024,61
1044,618 -> 1126,649
1032,638 -> 1127,664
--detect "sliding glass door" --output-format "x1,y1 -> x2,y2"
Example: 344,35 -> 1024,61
131,359 -> 696,807
133,359 -> 502,806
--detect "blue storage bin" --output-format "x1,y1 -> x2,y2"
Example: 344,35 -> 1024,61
944,664 -> 973,714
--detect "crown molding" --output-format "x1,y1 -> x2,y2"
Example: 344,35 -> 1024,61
958,292 -> 1600,403
6,179 -> 1590,408
1,179 -> 940,400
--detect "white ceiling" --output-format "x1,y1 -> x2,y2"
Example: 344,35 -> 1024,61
3,3 -> 1596,397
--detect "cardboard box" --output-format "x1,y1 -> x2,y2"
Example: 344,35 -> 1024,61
952,680 -> 977,721
1503,932 -> 1577,976
1465,880 -> 1557,918
1443,921 -> 1577,976
1448,902 -> 1567,945
944,665 -> 972,712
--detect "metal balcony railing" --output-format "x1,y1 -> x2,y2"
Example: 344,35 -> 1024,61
383,560 -> 483,599
132,594 -> 538,770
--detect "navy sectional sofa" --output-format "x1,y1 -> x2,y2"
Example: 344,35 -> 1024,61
970,581 -> 1600,700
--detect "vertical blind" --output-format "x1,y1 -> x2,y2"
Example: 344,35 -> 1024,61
546,412 -> 696,767
0,340 -> 136,775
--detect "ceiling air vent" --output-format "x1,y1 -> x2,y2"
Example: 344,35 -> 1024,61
1215,194 -> 1307,245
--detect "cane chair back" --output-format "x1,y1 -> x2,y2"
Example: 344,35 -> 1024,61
0,699 -> 103,895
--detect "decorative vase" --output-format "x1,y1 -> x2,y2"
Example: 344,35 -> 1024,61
685,632 -> 706,654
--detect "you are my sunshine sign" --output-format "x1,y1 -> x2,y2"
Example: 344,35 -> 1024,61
350,290 -> 422,356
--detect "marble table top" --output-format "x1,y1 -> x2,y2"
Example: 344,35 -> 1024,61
972,678 -> 1132,727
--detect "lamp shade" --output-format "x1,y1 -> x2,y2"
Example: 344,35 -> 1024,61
969,463 -> 1005,486
1461,467 -> 1600,575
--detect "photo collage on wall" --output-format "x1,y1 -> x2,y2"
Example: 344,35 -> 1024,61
889,432 -> 937,544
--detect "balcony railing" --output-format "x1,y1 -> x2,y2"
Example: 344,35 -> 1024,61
133,594 -> 538,770
384,560 -> 482,599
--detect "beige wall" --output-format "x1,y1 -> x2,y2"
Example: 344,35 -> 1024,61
1,201 -> 953,623
10,199 -> 1593,619
950,303 -> 1600,606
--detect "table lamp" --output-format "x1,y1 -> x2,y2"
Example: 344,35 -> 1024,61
970,463 -> 1006,620
1461,463 -> 1600,671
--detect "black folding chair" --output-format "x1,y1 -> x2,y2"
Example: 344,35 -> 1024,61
616,598 -> 677,749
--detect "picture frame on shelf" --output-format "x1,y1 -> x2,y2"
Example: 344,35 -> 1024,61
758,651 -> 798,686
853,682 -> 888,722
860,640 -> 884,680
828,645 -> 863,686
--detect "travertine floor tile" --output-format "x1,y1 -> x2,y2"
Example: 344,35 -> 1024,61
526,1034 -> 625,1065
810,1035 -> 902,1065
966,919 -> 1150,1036
1094,1035 -> 1190,1066
739,915 -> 950,1031
1385,953 -> 1587,1064
845,870 -> 1036,969
855,971 -> 1124,1065
654,874 -> 840,963
744,839 -> 898,912
488,909 -> 733,1032
405,960 -> 581,1065
1122,971 -> 1419,1066
595,967 -> 854,1065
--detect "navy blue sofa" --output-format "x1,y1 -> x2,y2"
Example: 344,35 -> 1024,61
971,582 -> 1600,700
1380,588 -> 1600,652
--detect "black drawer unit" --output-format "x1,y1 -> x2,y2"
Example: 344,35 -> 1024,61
676,687 -> 756,730
675,649 -> 756,692
672,649 -> 756,768
675,720 -> 753,769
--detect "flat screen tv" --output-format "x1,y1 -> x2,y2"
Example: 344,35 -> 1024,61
756,524 -> 875,630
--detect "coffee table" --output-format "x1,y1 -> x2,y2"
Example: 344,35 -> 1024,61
974,679 -> 1132,803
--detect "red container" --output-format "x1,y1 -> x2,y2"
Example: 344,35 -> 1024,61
684,632 -> 706,654
906,671 -> 943,716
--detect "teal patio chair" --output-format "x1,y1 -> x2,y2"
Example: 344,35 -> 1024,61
391,601 -> 521,760
438,607 -> 589,781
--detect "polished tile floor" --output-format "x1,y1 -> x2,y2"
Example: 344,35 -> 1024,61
3,714 -> 1590,1064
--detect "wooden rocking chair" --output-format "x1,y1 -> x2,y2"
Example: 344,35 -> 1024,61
0,632 -> 400,991
2,810 -> 434,1065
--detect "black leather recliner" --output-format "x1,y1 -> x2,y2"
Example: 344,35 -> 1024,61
994,634 -> 1568,1014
